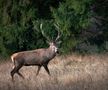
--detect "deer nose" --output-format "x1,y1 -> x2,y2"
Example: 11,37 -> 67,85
56,48 -> 59,54
57,50 -> 59,54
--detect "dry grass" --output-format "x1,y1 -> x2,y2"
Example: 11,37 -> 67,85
0,53 -> 108,90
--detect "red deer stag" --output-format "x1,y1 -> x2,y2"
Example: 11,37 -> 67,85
10,23 -> 61,81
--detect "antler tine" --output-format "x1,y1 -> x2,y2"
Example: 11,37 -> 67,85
54,23 -> 61,41
40,23 -> 50,41
55,31 -> 60,41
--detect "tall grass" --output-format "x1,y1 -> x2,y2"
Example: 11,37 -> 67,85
0,54 -> 108,90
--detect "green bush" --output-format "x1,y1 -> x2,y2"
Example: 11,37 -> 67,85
0,0 -> 108,57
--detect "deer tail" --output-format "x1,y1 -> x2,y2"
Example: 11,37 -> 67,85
11,56 -> 15,69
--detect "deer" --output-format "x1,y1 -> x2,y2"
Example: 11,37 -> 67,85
10,23 -> 61,81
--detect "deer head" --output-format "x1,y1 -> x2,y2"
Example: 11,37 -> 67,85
40,23 -> 61,53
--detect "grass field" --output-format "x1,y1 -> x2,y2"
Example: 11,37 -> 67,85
0,53 -> 108,90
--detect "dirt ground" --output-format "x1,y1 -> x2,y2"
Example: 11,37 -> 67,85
0,54 -> 108,90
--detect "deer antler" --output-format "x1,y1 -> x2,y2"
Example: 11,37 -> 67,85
40,23 -> 50,41
54,23 -> 61,41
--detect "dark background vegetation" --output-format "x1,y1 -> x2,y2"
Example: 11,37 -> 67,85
0,0 -> 108,57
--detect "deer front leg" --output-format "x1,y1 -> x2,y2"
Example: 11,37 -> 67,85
43,65 -> 51,76
36,66 -> 41,76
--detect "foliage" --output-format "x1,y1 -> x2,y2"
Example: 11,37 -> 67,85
0,0 -> 107,56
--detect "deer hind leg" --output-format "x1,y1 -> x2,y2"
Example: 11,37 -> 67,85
10,65 -> 23,81
11,66 -> 17,81
43,65 -> 51,76
17,71 -> 24,79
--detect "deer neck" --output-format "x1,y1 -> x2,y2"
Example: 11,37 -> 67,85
46,46 -> 57,59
